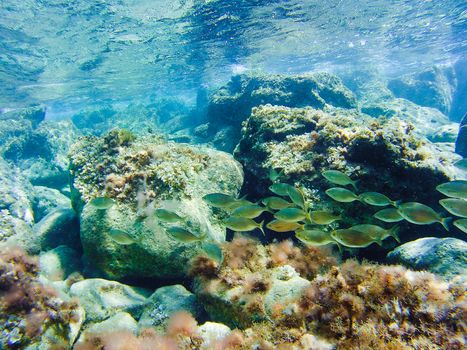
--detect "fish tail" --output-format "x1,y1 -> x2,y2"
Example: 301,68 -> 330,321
351,180 -> 359,191
258,220 -> 266,236
389,225 -> 401,243
392,200 -> 403,207
440,217 -> 453,231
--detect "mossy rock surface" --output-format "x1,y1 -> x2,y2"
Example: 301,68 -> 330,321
203,72 -> 357,152
234,104 -> 460,253
69,132 -> 243,279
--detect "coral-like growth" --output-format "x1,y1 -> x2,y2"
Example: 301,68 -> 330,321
268,239 -> 337,280
0,248 -> 81,349
191,236 -> 466,349
297,260 -> 466,349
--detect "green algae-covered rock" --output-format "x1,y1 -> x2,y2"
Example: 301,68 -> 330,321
387,237 -> 467,282
234,104 -> 460,250
203,72 -> 357,151
69,278 -> 150,323
69,132 -> 243,279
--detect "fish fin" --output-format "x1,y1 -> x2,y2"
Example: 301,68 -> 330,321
375,239 -> 383,247
199,230 -> 208,241
351,180 -> 359,191
258,220 -> 266,236
440,217 -> 453,231
335,242 -> 343,254
391,200 -> 403,207
389,225 -> 401,243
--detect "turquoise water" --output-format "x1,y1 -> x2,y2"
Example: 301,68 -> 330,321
1,0 -> 465,114
0,1 -> 466,349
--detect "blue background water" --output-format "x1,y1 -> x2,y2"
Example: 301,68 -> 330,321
0,0 -> 465,118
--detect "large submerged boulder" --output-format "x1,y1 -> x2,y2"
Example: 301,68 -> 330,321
69,131 -> 243,279
202,72 -> 357,151
387,66 -> 456,115
234,104 -> 459,254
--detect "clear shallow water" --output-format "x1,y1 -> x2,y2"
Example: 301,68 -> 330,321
0,0 -> 465,114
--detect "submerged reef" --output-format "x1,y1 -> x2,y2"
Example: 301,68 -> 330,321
69,130 -> 243,279
0,106 -> 80,189
191,236 -> 466,349
199,72 -> 357,152
234,104 -> 460,251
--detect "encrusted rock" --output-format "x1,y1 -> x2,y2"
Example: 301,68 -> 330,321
138,284 -> 203,330
203,72 -> 357,151
361,98 -> 451,137
234,104 -> 459,252
69,278 -> 150,323
70,132 -> 243,279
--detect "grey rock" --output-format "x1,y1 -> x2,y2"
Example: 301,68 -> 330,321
75,312 -> 138,346
33,207 -> 80,251
69,278 -> 150,323
39,245 -> 81,281
450,58 -> 467,121
388,66 -> 456,115
195,264 -> 310,329
341,68 -> 394,104
21,120 -> 80,188
387,237 -> 467,281
32,185 -> 71,222
138,285 -> 203,330
0,106 -> 46,128
263,266 -> 311,315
